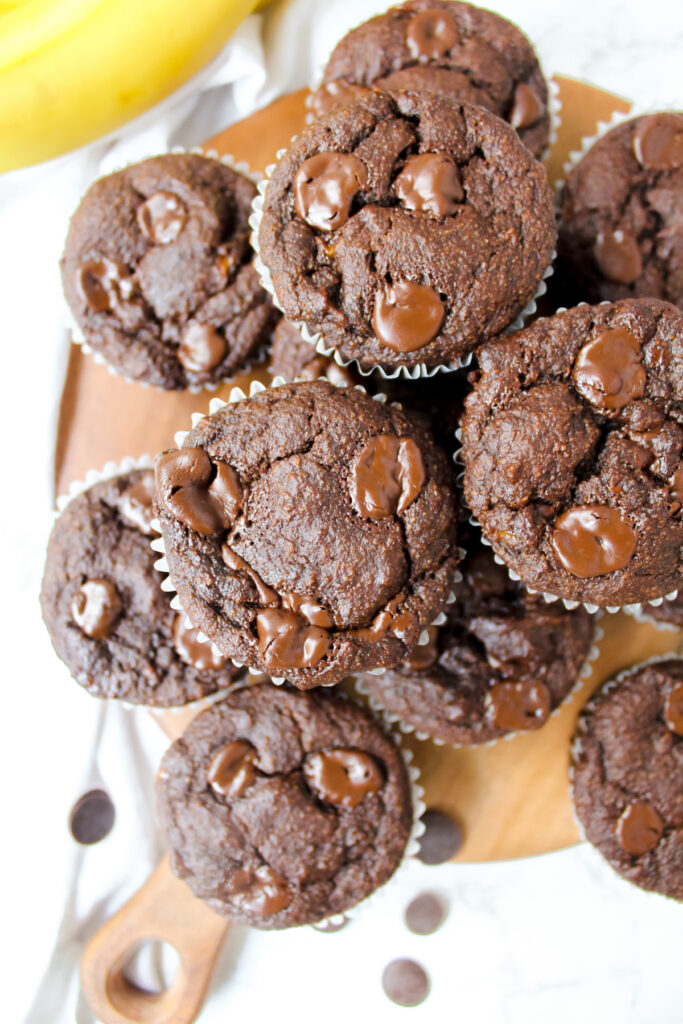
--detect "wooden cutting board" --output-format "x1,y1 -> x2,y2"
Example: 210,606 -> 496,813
56,77 -> 681,869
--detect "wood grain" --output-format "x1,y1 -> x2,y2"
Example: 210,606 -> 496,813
56,79 -> 676,870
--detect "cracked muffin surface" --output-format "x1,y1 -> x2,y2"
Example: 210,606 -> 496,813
462,299 -> 683,606
154,379 -> 461,688
571,659 -> 683,900
40,470 -> 243,705
358,530 -> 595,744
62,153 -> 277,388
558,113 -> 683,307
157,683 -> 413,927
310,0 -> 550,158
257,90 -> 556,370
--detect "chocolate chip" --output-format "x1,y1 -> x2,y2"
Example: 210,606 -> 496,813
509,82 -> 544,130
256,608 -> 330,669
382,959 -> 430,1007
664,683 -> 683,736
594,229 -> 643,284
394,153 -> 463,217
119,474 -> 157,535
632,113 -> 683,170
349,434 -> 426,519
155,448 -> 242,536
485,680 -> 551,732
552,505 -> 637,578
231,865 -> 293,916
71,579 -> 122,639
137,191 -> 187,245
178,322 -> 227,373
222,546 -> 279,605
417,809 -> 463,864
405,8 -> 458,60
303,749 -> 383,807
69,789 -> 115,845
75,258 -> 134,314
294,152 -> 367,232
404,892 -> 447,935
172,614 -> 228,671
208,740 -> 257,798
308,81 -> 372,120
372,280 -> 444,352
616,800 -> 664,854
572,327 -> 645,413
404,626 -> 439,670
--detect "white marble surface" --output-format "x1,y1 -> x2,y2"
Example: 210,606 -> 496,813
1,2 -> 681,1022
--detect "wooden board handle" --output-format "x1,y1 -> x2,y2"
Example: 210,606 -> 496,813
81,856 -> 229,1024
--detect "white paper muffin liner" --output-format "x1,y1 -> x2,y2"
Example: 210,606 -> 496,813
354,616 -> 604,750
622,604 -> 682,634
452,373 -> 680,616
53,454 -> 244,714
65,147 -> 270,395
151,375 -> 464,683
568,652 -> 683,846
248,143 -> 555,381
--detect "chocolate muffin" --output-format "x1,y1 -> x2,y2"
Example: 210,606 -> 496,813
268,318 -> 357,386
41,469 -> 243,705
256,90 -> 556,372
571,659 -> 683,901
310,0 -> 550,158
62,154 -> 277,389
462,299 -> 683,607
154,380 -> 461,689
358,531 -> 594,744
157,683 -> 414,927
558,113 -> 683,307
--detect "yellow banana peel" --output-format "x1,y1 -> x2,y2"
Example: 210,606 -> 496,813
0,0 -> 260,172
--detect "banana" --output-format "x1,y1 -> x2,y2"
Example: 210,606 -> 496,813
0,0 -> 260,172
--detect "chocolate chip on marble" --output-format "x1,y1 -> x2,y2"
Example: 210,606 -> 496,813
382,959 -> 430,1007
69,789 -> 115,845
404,892 -> 447,935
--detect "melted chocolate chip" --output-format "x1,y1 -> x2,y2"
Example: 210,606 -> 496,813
75,258 -> 134,314
208,740 -> 257,798
172,614 -> 228,671
281,592 -> 333,628
406,8 -> 458,60
382,959 -> 430,1007
404,892 -> 447,935
222,546 -> 279,606
256,609 -> 330,669
155,448 -> 242,535
137,191 -> 187,244
69,789 -> 115,845
417,809 -> 463,864
71,579 -> 122,639
509,83 -> 544,130
552,505 -> 637,578
394,153 -> 463,217
485,679 -> 551,731
669,465 -> 683,507
372,280 -> 444,352
632,113 -> 683,170
294,152 -> 367,232
573,327 -> 645,413
664,683 -> 683,736
349,434 -> 426,519
616,800 -> 664,854
308,81 -> 372,120
594,229 -> 643,284
405,626 -> 439,670
303,749 -> 383,807
178,322 -> 227,373
119,474 -> 156,535
231,864 -> 293,916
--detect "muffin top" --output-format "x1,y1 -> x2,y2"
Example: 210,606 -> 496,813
358,531 -> 594,744
62,153 -> 276,389
154,380 -> 461,689
157,683 -> 413,928
559,113 -> 683,307
311,0 -> 550,158
462,299 -> 683,606
40,469 -> 243,705
572,659 -> 683,901
257,90 -> 556,371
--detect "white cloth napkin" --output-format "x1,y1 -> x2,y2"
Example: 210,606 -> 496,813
1,3 -> 681,1022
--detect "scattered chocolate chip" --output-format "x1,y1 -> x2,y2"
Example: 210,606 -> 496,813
256,608 -> 330,669
137,191 -> 187,244
404,892 -> 447,935
552,505 -> 637,578
485,679 -> 551,732
572,327 -> 645,413
71,579 -> 122,639
155,448 -> 242,535
417,809 -> 463,864
616,799 -> 664,854
382,958 -> 430,1007
303,749 -> 383,807
294,152 -> 367,231
406,7 -> 458,60
394,153 -> 463,217
69,789 -> 115,845
349,434 -> 426,519
208,740 -> 257,798
372,280 -> 444,352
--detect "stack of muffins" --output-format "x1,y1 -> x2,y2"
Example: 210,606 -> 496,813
41,0 -> 683,932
